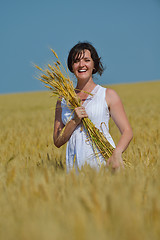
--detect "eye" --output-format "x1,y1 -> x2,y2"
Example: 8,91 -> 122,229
74,59 -> 79,63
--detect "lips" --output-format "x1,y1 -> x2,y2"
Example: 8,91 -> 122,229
78,69 -> 87,73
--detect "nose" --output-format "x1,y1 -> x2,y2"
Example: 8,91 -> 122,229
79,59 -> 84,68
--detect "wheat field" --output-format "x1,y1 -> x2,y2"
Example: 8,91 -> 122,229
0,81 -> 160,240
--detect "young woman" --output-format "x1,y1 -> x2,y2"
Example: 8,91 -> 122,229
53,42 -> 133,172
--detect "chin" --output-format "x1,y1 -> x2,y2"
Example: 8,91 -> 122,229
77,74 -> 90,80
77,77 -> 88,82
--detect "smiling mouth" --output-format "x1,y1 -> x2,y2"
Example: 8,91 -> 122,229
78,69 -> 87,73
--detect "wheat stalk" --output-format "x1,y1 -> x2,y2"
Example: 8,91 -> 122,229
35,49 -> 131,168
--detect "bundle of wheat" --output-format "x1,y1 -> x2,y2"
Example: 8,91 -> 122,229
35,49 -> 131,167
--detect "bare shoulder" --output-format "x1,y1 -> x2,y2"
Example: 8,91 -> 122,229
105,88 -> 122,106
56,98 -> 62,108
55,98 -> 63,120
55,97 -> 63,110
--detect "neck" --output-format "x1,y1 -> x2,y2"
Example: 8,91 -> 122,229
76,78 -> 96,92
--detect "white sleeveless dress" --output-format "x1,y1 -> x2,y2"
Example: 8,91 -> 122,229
61,85 -> 116,172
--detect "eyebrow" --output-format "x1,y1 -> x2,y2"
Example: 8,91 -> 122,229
74,57 -> 91,62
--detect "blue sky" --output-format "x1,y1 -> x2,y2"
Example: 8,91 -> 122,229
0,0 -> 160,94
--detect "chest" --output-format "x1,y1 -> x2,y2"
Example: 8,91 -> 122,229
76,92 -> 92,105
84,94 -> 109,123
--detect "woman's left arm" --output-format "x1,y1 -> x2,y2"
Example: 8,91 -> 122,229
105,88 -> 133,170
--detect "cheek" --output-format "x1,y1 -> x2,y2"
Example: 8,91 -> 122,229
89,60 -> 94,69
72,64 -> 78,73
89,63 -> 94,71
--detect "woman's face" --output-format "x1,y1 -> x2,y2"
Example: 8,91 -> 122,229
72,49 -> 94,81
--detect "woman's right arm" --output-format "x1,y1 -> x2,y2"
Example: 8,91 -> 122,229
53,100 -> 87,148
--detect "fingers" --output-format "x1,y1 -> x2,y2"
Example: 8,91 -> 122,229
107,156 -> 124,172
106,158 -> 111,167
73,107 -> 88,125
75,107 -> 88,119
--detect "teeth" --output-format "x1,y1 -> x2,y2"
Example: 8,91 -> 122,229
78,70 -> 86,72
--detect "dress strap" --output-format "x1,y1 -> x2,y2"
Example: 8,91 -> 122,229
82,85 -> 100,108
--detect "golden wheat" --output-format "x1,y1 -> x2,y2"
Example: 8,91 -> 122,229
0,81 -> 160,240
